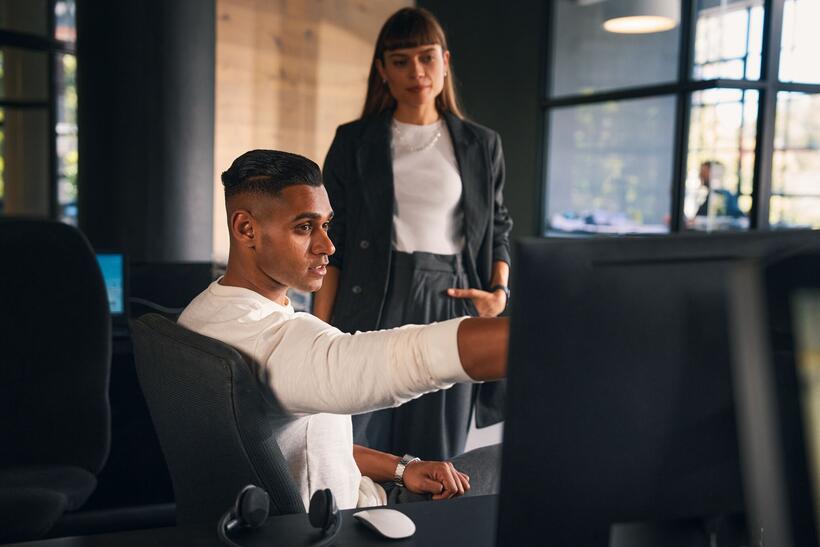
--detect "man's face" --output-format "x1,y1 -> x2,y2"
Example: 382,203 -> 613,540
699,164 -> 712,188
250,185 -> 335,294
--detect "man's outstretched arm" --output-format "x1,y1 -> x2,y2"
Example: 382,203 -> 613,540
457,317 -> 509,382
259,314 -> 509,416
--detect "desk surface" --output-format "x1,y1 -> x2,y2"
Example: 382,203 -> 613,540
6,495 -> 498,547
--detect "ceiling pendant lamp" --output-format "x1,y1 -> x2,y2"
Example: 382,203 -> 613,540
603,0 -> 680,34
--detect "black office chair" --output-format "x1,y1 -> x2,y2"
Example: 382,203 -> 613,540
130,313 -> 305,525
0,219 -> 111,543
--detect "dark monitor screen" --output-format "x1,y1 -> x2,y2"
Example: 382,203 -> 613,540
730,250 -> 820,547
792,287 -> 820,545
497,230 -> 820,547
95,253 -> 125,316
793,290 -> 820,530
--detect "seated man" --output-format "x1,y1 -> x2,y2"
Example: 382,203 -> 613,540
178,149 -> 508,510
695,160 -> 744,219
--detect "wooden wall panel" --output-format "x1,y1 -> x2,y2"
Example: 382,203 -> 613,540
213,0 -> 410,262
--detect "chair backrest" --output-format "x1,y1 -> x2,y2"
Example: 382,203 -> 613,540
0,219 -> 111,474
130,313 -> 305,524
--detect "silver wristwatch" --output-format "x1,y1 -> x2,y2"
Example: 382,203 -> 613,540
393,453 -> 421,486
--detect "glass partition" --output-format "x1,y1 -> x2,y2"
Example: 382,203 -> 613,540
686,88 -> 758,231
0,0 -> 48,37
546,96 -> 676,234
0,47 -> 48,102
779,0 -> 820,84
693,0 -> 764,80
56,52 -> 77,224
0,0 -> 77,223
54,0 -> 76,43
0,107 -> 50,216
551,0 -> 680,97
771,92 -> 820,228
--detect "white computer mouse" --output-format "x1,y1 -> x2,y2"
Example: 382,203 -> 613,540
353,508 -> 416,539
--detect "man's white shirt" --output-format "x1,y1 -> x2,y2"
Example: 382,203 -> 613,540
177,279 -> 471,509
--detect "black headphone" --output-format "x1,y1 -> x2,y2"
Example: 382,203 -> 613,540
217,484 -> 342,547
308,488 -> 342,546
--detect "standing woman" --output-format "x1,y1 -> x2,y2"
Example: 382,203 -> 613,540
314,7 -> 513,462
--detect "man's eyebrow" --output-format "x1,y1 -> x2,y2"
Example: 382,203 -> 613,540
291,211 -> 334,222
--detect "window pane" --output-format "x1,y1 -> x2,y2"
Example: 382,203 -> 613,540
56,53 -> 77,225
551,0 -> 680,97
54,0 -> 76,43
0,107 -> 50,217
780,0 -> 820,84
686,89 -> 757,231
546,96 -> 676,234
0,47 -> 48,102
0,0 -> 47,37
771,92 -> 820,229
693,0 -> 764,80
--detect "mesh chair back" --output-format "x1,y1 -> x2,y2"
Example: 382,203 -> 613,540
0,219 -> 111,473
131,313 -> 305,524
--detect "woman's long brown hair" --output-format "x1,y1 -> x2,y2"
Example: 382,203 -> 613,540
361,7 -> 464,119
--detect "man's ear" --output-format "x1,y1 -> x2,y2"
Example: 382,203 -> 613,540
230,209 -> 256,248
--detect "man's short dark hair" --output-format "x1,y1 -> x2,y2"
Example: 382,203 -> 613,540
222,149 -> 322,198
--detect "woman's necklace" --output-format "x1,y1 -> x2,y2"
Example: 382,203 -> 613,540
391,120 -> 442,153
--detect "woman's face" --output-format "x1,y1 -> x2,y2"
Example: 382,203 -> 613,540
376,44 -> 450,110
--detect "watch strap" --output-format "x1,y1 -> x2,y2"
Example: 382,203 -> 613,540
393,454 -> 421,486
489,284 -> 510,301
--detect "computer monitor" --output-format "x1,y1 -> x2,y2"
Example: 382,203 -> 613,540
95,252 -> 126,317
496,230 -> 820,547
729,250 -> 820,547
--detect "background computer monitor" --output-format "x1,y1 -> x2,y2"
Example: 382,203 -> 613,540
729,250 -> 820,547
497,230 -> 820,547
95,252 -> 126,317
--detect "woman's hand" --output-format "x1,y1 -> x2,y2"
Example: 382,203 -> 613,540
401,460 -> 471,500
447,287 -> 507,317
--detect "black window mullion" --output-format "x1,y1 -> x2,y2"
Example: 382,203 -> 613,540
544,79 -> 766,109
777,82 -> 820,94
0,29 -> 75,54
538,0 -> 556,236
671,0 -> 697,233
751,0 -> 785,230
0,100 -> 50,109
48,0 -> 58,220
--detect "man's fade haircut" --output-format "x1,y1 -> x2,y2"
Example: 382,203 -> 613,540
221,149 -> 322,199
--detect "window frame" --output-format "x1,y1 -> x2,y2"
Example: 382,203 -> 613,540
0,0 -> 76,220
540,0 -> 820,234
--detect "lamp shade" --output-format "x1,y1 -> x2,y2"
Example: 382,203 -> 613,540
603,0 -> 680,34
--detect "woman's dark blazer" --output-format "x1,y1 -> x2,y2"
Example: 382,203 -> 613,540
322,109 -> 513,427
